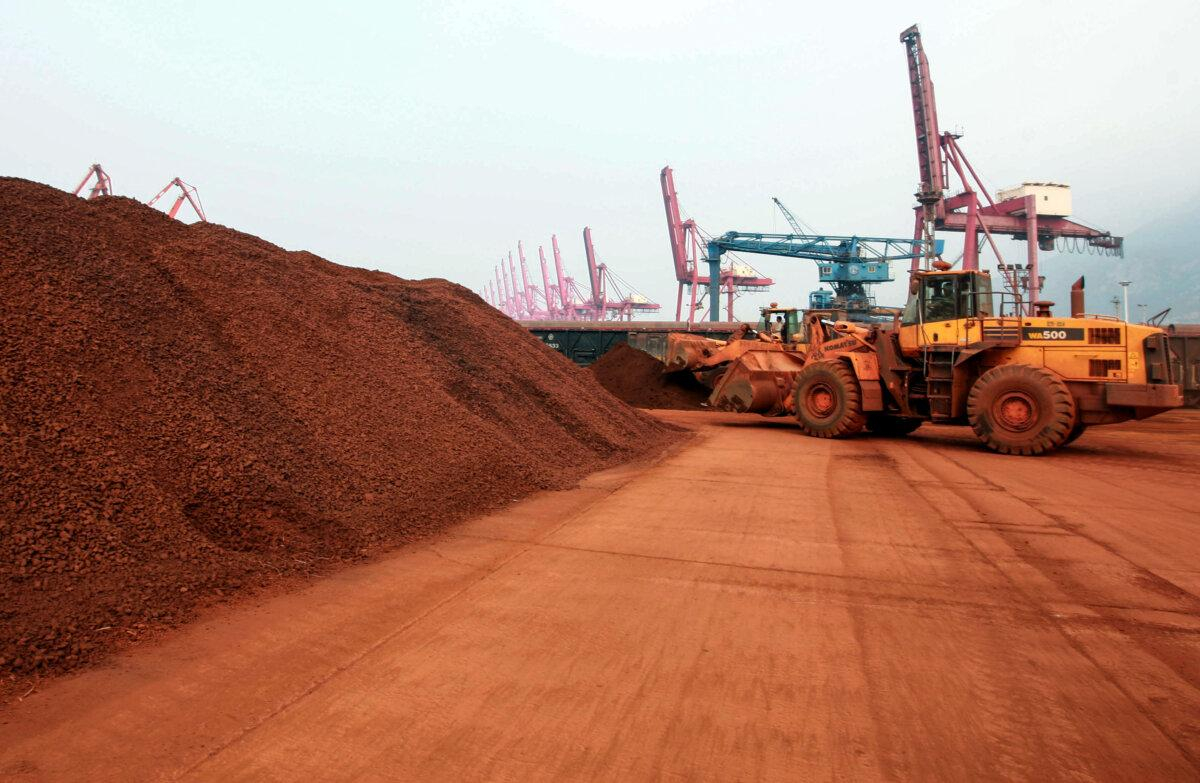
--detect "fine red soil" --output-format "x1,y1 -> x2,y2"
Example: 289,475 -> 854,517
589,343 -> 709,410
0,178 -> 679,683
3,409 -> 1199,779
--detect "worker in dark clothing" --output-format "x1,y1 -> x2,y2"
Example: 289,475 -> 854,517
925,280 -> 957,321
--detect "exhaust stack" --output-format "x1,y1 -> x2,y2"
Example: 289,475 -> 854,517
1070,276 -> 1085,317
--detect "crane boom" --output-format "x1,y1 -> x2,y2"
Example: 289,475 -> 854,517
900,25 -> 946,205
506,252 -> 524,318
551,235 -> 571,313
711,232 -> 932,263
582,227 -> 604,308
771,197 -> 809,235
538,246 -> 556,317
500,261 -> 515,317
705,231 -> 939,310
518,242 -> 537,316
660,167 -> 690,281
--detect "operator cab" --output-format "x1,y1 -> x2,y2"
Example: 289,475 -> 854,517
902,270 -> 993,325
755,306 -> 801,342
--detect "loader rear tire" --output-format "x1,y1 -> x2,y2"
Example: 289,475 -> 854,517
793,361 -> 866,438
866,414 -> 923,437
967,364 -> 1077,456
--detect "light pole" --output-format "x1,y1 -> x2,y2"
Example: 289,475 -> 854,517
1137,303 -> 1147,324
1110,296 -> 1121,317
1118,281 -> 1132,322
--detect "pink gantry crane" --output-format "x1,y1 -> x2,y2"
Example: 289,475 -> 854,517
147,178 -> 207,222
899,24 -> 1121,313
517,242 -> 551,319
500,260 -> 517,317
551,234 -> 581,320
580,227 -> 661,322
506,252 -> 527,318
73,163 -> 113,200
484,231 -> 659,322
537,246 -> 561,319
660,166 -> 773,324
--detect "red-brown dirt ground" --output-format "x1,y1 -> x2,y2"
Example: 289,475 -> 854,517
2,409 -> 1198,780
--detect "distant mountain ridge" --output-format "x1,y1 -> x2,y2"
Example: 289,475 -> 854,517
1042,193 -> 1200,324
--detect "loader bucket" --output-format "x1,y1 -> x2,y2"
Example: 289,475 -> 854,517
663,332 -> 725,373
708,350 -> 808,415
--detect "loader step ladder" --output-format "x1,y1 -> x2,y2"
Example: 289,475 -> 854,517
924,349 -> 956,421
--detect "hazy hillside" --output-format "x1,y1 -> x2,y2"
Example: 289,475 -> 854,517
1042,193 -> 1200,324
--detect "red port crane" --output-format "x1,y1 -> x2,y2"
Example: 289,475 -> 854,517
517,242 -> 549,319
73,163 -> 112,200
499,259 -> 516,316
900,24 -> 1121,314
551,234 -> 579,319
506,251 -> 527,318
147,178 -> 207,222
661,166 -> 773,323
581,227 -> 661,321
537,245 -> 560,318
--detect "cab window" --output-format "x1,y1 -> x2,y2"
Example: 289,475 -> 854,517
901,273 -> 993,325
971,275 -> 994,317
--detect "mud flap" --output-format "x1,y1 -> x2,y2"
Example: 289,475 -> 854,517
844,354 -> 884,412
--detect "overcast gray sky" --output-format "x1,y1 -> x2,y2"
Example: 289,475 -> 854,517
4,0 -> 1197,319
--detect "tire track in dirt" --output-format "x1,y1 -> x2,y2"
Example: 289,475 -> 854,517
894,439 -> 1200,772
827,440 -> 1091,780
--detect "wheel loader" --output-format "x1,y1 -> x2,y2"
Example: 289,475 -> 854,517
664,267 -> 1183,455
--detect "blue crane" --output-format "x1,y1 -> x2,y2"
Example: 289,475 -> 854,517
702,231 -> 943,318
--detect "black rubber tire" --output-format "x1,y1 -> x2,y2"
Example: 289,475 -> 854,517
1062,419 -> 1088,446
967,364 -> 1078,456
866,414 -> 923,437
793,361 -> 866,438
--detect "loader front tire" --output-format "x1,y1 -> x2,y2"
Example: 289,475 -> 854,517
967,364 -> 1077,456
793,361 -> 866,438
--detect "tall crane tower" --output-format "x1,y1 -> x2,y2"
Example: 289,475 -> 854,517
661,166 -> 773,323
900,24 -> 1121,314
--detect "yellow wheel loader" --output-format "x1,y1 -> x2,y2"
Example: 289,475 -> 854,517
665,269 -> 1183,455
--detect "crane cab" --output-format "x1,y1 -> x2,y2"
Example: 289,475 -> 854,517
900,270 -> 993,352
